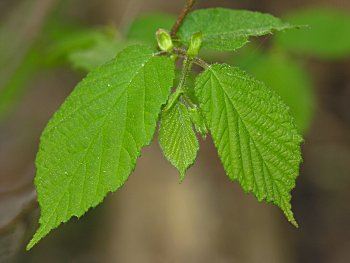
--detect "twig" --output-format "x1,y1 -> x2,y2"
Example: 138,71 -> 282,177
170,0 -> 196,38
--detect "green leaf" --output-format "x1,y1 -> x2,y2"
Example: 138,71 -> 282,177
0,48 -> 40,121
127,13 -> 176,46
195,64 -> 303,225
27,45 -> 175,249
159,101 -> 199,180
68,38 -> 125,71
178,8 -> 294,51
46,26 -> 119,65
189,107 -> 208,139
174,69 -> 197,103
234,49 -> 315,132
275,7 -> 350,59
0,0 -> 49,120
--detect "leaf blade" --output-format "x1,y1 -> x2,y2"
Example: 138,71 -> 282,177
234,49 -> 315,132
67,37 -> 125,71
159,101 -> 199,180
195,64 -> 303,225
178,8 -> 294,51
27,45 -> 175,249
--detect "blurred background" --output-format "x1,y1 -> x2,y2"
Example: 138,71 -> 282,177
0,0 -> 350,262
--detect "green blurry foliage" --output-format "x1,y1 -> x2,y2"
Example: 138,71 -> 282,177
126,13 -> 176,46
67,39 -> 125,72
0,18 -> 123,120
276,7 -> 350,59
234,48 -> 315,132
0,48 -> 40,120
0,0 -> 45,121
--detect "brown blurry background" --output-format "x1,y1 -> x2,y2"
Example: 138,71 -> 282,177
1,0 -> 350,262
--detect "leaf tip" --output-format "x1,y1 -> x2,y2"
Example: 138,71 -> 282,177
26,235 -> 38,251
26,221 -> 52,250
178,170 -> 186,183
289,216 -> 299,228
284,208 -> 299,228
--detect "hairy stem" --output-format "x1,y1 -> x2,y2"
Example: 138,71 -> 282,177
178,56 -> 193,92
164,56 -> 193,111
182,94 -> 196,108
173,48 -> 209,69
170,0 -> 196,38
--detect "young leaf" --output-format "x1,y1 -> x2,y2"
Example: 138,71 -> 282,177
187,32 -> 203,57
275,7 -> 350,59
156,29 -> 173,52
27,45 -> 175,249
195,64 -> 303,225
178,8 -> 294,51
159,101 -> 199,180
189,107 -> 208,139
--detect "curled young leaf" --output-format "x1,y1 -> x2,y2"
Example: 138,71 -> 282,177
159,101 -> 199,181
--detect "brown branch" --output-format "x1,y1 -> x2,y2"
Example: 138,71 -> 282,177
170,0 -> 196,38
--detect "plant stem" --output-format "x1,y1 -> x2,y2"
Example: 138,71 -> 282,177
170,0 -> 196,38
164,55 -> 194,111
164,88 -> 183,111
182,94 -> 196,108
179,56 -> 193,92
172,48 -> 209,69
